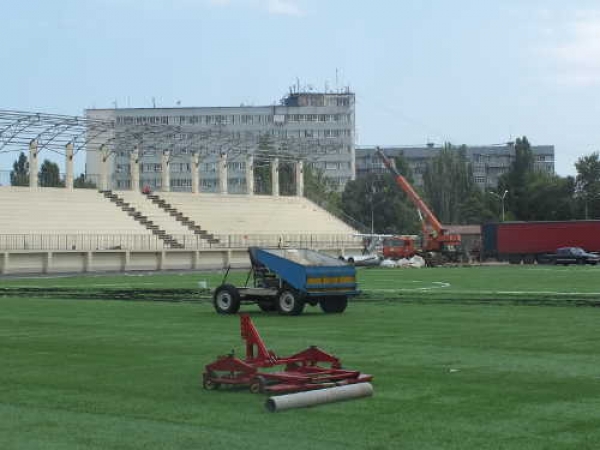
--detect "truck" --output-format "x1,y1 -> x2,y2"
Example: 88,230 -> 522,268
381,235 -> 419,260
481,220 -> 600,264
377,148 -> 462,265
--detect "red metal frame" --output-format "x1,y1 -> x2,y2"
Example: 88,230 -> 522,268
203,314 -> 372,394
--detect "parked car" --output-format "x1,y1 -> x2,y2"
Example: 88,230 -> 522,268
338,253 -> 382,267
540,247 -> 600,265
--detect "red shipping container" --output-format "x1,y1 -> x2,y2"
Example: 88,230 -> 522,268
497,221 -> 600,255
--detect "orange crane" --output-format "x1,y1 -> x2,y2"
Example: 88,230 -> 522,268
376,147 -> 462,264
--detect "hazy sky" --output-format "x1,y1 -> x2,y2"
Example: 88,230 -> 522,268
2,0 -> 600,176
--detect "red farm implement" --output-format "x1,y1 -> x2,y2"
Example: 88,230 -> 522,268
202,314 -> 372,395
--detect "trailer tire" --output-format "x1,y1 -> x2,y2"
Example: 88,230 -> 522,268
213,284 -> 241,314
277,289 -> 305,316
320,296 -> 348,314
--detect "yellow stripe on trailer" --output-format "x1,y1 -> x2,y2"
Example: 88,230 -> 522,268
306,276 -> 356,286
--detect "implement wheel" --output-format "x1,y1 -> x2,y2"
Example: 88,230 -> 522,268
249,376 -> 266,394
213,284 -> 241,314
277,289 -> 305,316
320,296 -> 348,314
203,373 -> 220,390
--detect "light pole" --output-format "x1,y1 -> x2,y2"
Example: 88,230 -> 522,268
489,190 -> 508,221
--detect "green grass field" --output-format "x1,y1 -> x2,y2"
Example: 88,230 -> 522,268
2,266 -> 600,449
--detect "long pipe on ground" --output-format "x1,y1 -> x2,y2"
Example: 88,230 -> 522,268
265,383 -> 373,412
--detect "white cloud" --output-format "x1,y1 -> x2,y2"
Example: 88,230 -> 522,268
266,0 -> 303,16
538,10 -> 600,86
205,0 -> 305,16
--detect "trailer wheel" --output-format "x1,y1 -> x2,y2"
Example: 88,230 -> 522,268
320,296 -> 348,314
277,289 -> 305,316
213,284 -> 241,314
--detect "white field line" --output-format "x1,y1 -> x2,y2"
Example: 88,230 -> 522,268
368,281 -> 451,291
2,281 -> 168,289
368,287 -> 600,296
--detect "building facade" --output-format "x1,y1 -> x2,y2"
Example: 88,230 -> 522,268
85,91 -> 356,193
355,144 -> 555,189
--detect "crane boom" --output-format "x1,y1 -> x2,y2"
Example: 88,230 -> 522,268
376,148 -> 444,234
376,147 -> 461,256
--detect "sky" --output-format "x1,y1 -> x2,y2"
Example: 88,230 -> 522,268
2,0 -> 600,176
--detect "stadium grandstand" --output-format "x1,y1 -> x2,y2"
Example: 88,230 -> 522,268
0,109 -> 361,274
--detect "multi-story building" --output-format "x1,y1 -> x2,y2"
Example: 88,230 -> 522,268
355,143 -> 555,189
85,90 -> 356,192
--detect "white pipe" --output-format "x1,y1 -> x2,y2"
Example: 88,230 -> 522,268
265,382 -> 373,412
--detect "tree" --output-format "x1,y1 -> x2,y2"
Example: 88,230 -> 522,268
39,160 -> 63,187
421,144 -> 485,224
73,174 -> 97,189
342,153 -> 420,234
575,152 -> 600,219
523,173 -> 576,221
303,165 -> 341,211
10,152 -> 29,186
498,137 -> 534,220
278,161 -> 296,196
253,134 -> 274,194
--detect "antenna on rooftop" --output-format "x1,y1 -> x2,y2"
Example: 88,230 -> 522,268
152,97 -> 156,108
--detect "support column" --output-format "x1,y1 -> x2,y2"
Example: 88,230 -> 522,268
246,154 -> 254,195
29,140 -> 38,188
99,144 -> 110,191
161,150 -> 170,192
191,152 -> 200,193
271,157 -> 279,197
295,160 -> 304,197
219,152 -> 228,194
84,252 -> 93,273
350,145 -> 356,181
130,146 -> 140,191
0,252 -> 8,275
65,143 -> 74,190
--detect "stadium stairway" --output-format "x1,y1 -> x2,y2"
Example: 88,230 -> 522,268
101,190 -> 185,249
144,193 -> 220,244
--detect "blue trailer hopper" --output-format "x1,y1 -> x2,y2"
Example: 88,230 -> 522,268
250,247 -> 359,297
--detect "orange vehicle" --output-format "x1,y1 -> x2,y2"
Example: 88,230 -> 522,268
381,235 -> 419,260
377,148 -> 462,264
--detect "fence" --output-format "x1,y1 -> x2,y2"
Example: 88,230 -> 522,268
0,233 -> 363,252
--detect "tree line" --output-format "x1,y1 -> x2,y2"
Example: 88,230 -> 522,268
339,137 -> 600,234
9,152 -> 95,188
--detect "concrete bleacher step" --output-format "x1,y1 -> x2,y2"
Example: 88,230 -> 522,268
104,191 -> 185,250
148,193 -> 220,245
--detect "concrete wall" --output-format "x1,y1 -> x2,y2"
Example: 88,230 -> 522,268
0,247 -> 357,275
